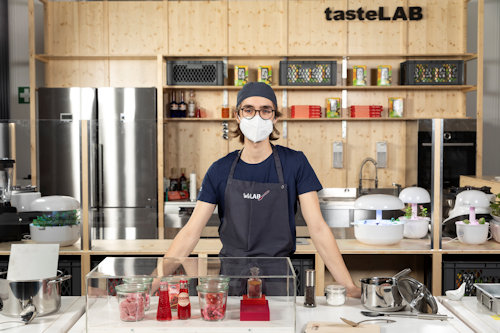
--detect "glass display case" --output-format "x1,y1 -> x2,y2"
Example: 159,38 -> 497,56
86,257 -> 296,332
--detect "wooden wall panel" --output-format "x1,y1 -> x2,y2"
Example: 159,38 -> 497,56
287,122 -> 346,188
45,61 -> 108,87
347,0 -> 407,55
405,120 -> 418,187
346,121 -> 406,189
168,0 -> 227,55
77,2 -> 108,56
108,2 -> 167,55
228,0 -> 287,55
165,122 -> 228,183
288,0 -> 347,56
408,0 -> 467,54
406,91 -> 466,118
109,60 -> 157,87
45,2 -> 79,54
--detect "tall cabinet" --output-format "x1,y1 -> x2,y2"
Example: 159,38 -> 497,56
11,0 -> 490,295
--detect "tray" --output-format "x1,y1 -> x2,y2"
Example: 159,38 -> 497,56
474,283 -> 500,314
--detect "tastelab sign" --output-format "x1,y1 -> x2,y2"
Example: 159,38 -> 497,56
324,6 -> 423,21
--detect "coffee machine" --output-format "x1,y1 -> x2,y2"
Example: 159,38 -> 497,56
0,159 -> 40,241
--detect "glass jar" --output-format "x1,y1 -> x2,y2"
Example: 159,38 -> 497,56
325,284 -> 346,306
116,283 -> 147,322
164,276 -> 181,310
196,283 -> 229,321
199,275 -> 230,288
122,277 -> 153,310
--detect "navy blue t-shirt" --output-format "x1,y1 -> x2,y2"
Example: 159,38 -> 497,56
198,145 -> 322,250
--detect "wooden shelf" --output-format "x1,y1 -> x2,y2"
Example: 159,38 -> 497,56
0,240 -> 83,255
163,85 -> 476,91
441,239 -> 500,253
164,117 -> 472,123
35,54 -> 157,62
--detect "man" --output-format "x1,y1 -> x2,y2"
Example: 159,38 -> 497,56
164,82 -> 361,297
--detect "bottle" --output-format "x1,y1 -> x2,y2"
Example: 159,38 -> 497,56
187,90 -> 196,118
179,168 -> 188,192
178,91 -> 187,118
177,279 -> 191,319
156,280 -> 172,321
170,168 -> 179,191
169,91 -> 178,118
304,269 -> 316,307
247,267 -> 262,298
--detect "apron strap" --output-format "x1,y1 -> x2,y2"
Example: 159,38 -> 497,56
228,145 -> 285,184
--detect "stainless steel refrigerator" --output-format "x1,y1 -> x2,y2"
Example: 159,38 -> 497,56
38,87 -> 158,239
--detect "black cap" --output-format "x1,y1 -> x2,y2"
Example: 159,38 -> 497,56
236,82 -> 277,108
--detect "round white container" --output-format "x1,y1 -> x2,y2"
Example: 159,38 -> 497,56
490,220 -> 500,243
455,221 -> 489,245
325,284 -> 346,306
399,216 -> 430,239
352,220 -> 404,245
29,224 -> 80,246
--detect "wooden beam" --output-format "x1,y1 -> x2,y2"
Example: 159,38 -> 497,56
28,0 -> 36,187
314,253 -> 325,297
432,251 -> 442,296
476,0 -> 484,176
431,119 -> 443,253
157,54 -> 165,240
81,120 -> 89,251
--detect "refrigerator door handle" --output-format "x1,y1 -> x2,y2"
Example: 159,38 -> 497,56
98,143 -> 104,208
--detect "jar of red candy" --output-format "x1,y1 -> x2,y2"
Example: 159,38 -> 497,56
116,283 -> 147,322
164,276 -> 181,310
122,277 -> 153,310
196,283 -> 229,321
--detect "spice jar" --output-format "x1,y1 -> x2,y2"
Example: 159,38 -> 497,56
116,283 -> 147,322
304,269 -> 316,307
122,276 -> 153,310
197,282 -> 229,321
325,284 -> 346,306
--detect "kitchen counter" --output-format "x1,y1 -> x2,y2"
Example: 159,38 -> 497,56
438,296 -> 500,333
69,296 -> 470,333
460,175 -> 500,194
0,296 -> 85,332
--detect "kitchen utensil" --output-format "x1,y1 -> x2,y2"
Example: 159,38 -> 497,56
7,244 -> 59,281
392,268 -> 411,280
0,304 -> 37,327
0,270 -> 71,318
474,283 -> 500,314
340,317 -> 395,327
396,277 -> 438,314
360,277 -> 404,312
361,311 -> 452,320
445,283 -> 466,301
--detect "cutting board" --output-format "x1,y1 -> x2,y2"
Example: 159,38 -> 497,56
305,322 -> 380,333
7,244 -> 59,281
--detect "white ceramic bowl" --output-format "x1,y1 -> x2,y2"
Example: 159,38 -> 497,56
352,220 -> 404,245
399,216 -> 430,239
455,221 -> 490,245
491,220 -> 500,243
29,224 -> 80,246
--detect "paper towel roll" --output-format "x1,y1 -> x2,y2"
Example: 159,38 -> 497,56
189,173 -> 197,201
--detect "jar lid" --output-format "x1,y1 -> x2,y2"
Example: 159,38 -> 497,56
123,276 -> 154,284
325,284 -> 346,293
397,277 -> 438,314
196,283 -> 229,293
199,275 -> 230,284
116,283 -> 147,293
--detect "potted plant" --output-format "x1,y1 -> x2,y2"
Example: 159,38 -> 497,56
398,187 -> 431,239
490,193 -> 500,242
29,196 -> 81,246
454,190 -> 491,245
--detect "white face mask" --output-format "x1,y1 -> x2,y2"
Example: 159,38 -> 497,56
239,116 -> 273,143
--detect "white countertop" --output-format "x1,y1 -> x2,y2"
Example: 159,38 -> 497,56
0,296 -> 85,333
438,296 -> 500,333
69,296 -> 472,333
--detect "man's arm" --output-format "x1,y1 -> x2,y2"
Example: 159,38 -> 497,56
299,191 -> 361,298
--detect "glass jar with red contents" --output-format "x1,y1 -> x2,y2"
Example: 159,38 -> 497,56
177,279 -> 191,319
116,283 -> 147,322
156,280 -> 172,321
196,282 -> 229,321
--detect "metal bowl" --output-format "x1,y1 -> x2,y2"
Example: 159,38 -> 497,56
360,277 -> 405,312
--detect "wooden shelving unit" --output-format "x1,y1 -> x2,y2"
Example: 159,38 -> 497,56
16,0 -> 487,297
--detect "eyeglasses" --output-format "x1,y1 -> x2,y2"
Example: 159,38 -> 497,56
239,106 -> 275,120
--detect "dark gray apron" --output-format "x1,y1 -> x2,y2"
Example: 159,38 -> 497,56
219,146 -> 293,257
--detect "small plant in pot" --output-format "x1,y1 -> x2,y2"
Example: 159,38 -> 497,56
29,196 -> 81,246
490,193 -> 500,242
454,190 -> 492,245
398,187 -> 431,239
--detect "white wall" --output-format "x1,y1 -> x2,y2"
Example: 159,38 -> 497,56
7,0 -> 500,181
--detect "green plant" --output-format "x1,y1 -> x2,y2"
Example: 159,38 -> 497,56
478,217 -> 486,224
33,210 -> 80,227
491,193 -> 500,216
404,204 -> 412,218
463,219 -> 470,224
419,205 -> 428,217
404,204 -> 428,218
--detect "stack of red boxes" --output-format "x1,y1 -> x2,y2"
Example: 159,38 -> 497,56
350,105 -> 383,118
290,105 -> 322,118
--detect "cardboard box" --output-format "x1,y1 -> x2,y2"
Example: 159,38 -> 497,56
388,97 -> 404,117
377,65 -> 392,86
353,65 -> 367,86
235,65 -> 248,86
258,66 -> 272,85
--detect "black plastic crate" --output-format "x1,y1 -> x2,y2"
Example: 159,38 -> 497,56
443,261 -> 500,296
58,257 -> 82,296
167,60 -> 224,86
280,60 -> 337,86
400,60 -> 464,85
291,255 -> 314,296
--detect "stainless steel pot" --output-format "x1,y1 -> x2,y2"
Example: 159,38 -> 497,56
360,277 -> 405,312
0,270 -> 71,318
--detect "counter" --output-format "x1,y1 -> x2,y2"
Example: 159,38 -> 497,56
438,296 -> 500,333
0,296 -> 85,333
69,296 -> 470,333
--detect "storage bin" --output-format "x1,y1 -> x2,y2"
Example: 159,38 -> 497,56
400,60 -> 464,85
443,261 -> 500,296
280,60 -> 337,86
167,61 -> 224,86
